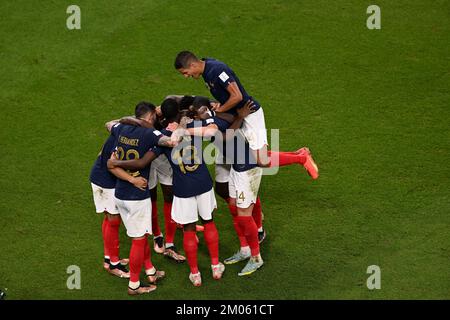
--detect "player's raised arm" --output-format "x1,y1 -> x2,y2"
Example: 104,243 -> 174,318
213,82 -> 243,113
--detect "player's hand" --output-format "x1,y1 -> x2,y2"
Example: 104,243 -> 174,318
130,176 -> 148,191
107,159 -> 118,169
166,121 -> 179,132
211,102 -> 221,112
179,116 -> 193,128
107,151 -> 119,169
237,100 -> 256,119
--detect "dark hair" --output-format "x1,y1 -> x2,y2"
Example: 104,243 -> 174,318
192,96 -> 212,110
179,95 -> 195,110
161,98 -> 179,121
135,101 -> 156,118
174,51 -> 198,69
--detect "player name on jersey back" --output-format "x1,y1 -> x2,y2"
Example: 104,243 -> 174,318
111,123 -> 162,201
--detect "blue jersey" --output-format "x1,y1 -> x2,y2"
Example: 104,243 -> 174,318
155,121 -> 214,198
202,58 -> 260,115
230,132 -> 258,172
89,134 -> 117,188
210,115 -> 257,172
112,124 -> 162,201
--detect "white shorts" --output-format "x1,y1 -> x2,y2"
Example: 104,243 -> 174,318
91,183 -> 119,214
148,154 -> 173,189
114,197 -> 152,238
242,107 -> 268,150
229,167 -> 263,208
171,189 -> 217,225
215,163 -> 231,183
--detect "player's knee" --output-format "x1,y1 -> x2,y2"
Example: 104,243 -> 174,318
150,187 -> 158,201
183,223 -> 196,232
200,217 -> 213,225
106,213 -> 121,222
161,185 -> 173,203
237,204 -> 254,216
257,157 -> 270,167
163,194 -> 173,203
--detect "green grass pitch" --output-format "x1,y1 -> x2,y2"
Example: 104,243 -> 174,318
0,0 -> 449,300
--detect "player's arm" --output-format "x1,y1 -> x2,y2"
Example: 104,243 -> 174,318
119,116 -> 152,128
107,155 -> 148,190
158,135 -> 178,147
105,119 -> 120,132
224,100 -> 255,140
213,111 -> 235,123
185,123 -> 219,138
108,149 -> 158,170
213,82 -> 243,113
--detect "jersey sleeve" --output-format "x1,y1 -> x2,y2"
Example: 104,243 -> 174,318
150,146 -> 163,157
146,129 -> 163,148
110,123 -> 122,137
214,67 -> 236,89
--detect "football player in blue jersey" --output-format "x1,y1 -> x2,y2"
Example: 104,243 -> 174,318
106,102 -> 177,295
90,125 -> 148,278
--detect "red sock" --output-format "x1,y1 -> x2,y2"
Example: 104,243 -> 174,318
232,216 -> 248,247
203,222 -> 219,265
143,236 -> 154,270
237,216 -> 260,256
151,201 -> 162,237
164,202 -> 177,244
129,238 -> 146,282
228,199 -> 248,247
106,218 -> 121,264
102,216 -> 109,257
268,151 -> 306,167
252,197 -> 263,230
227,198 -> 237,216
183,231 -> 199,274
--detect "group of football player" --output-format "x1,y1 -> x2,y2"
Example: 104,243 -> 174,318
89,51 -> 319,295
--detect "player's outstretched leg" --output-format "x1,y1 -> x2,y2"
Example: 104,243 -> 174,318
266,148 -> 319,179
298,147 -> 319,180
